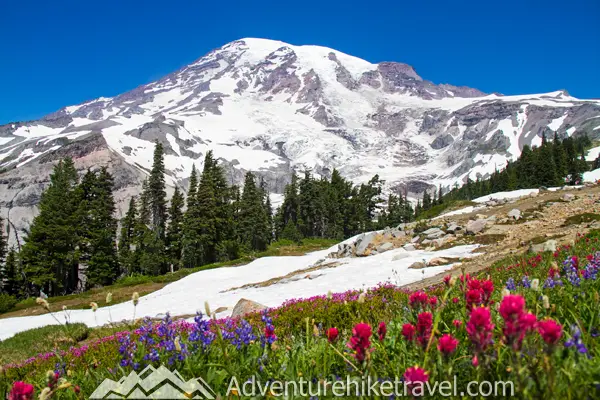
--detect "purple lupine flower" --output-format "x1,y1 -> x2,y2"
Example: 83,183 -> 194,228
564,325 -> 590,357
506,277 -> 516,291
261,310 -> 277,348
520,275 -> 531,288
188,313 -> 215,351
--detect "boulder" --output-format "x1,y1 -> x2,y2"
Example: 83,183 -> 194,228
411,236 -> 420,243
392,250 -> 411,261
466,219 -> 487,235
426,229 -> 445,239
409,261 -> 427,269
231,298 -> 268,318
422,227 -> 442,236
336,243 -> 352,258
485,200 -> 497,207
561,193 -> 575,202
427,257 -> 449,266
507,209 -> 521,220
486,215 -> 497,223
528,239 -> 557,254
392,230 -> 406,239
377,242 -> 394,252
446,223 -> 462,233
403,243 -> 417,251
355,232 -> 377,256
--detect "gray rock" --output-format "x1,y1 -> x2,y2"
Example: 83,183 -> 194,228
486,215 -> 497,223
336,243 -> 353,258
403,243 -> 417,251
411,236 -> 421,243
427,257 -> 449,266
422,227 -> 442,235
466,219 -> 487,234
528,239 -> 557,254
231,298 -> 268,318
427,230 -> 445,239
377,242 -> 394,252
446,223 -> 462,233
561,193 -> 575,202
392,250 -> 411,261
485,200 -> 498,207
392,230 -> 406,238
507,209 -> 521,220
355,232 -> 377,256
409,261 -> 427,269
421,239 -> 432,245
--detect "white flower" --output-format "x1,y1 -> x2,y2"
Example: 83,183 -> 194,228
132,292 -> 140,306
39,387 -> 52,400
501,288 -> 510,297
542,295 -> 550,309
36,297 -> 50,310
90,302 -> 98,312
531,279 -> 540,291
204,301 -> 212,317
174,336 -> 182,352
357,292 -> 366,304
106,293 -> 113,304
327,290 -> 333,300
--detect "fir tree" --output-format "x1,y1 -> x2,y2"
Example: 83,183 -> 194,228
0,217 -> 6,269
148,141 -> 168,239
181,166 -> 203,269
21,158 -> 80,295
1,247 -> 20,297
166,186 -> 185,270
239,172 -> 270,251
119,197 -> 138,275
553,133 -> 568,182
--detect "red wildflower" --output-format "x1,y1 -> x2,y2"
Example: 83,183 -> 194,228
499,295 -> 525,320
409,291 -> 429,309
467,278 -> 481,291
428,296 -> 438,308
402,323 -> 416,341
416,312 -> 433,348
452,297 -> 459,304
327,327 -> 339,343
9,382 -> 34,400
403,366 -> 429,396
453,319 -> 463,328
443,275 -> 452,286
466,306 -> 494,352
481,279 -> 494,304
472,355 -> 479,367
348,323 -> 372,362
377,322 -> 387,341
466,288 -> 483,310
437,334 -> 459,356
537,319 -> 562,346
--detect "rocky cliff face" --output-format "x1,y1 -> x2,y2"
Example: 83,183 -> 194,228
1,37 -> 600,244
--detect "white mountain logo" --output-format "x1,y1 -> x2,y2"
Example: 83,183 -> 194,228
89,365 -> 216,399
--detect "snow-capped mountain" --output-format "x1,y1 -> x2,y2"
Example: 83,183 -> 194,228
1,38 -> 600,244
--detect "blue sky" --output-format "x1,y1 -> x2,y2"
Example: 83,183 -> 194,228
1,0 -> 598,124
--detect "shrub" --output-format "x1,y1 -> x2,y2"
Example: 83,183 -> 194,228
0,293 -> 17,314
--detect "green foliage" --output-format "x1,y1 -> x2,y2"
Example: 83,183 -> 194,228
563,212 -> 600,225
165,186 -> 184,269
0,293 -> 17,313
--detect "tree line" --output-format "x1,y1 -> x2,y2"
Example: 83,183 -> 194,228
0,143 -> 387,298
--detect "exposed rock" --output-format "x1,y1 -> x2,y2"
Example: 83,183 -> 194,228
466,219 -> 487,235
486,215 -> 497,223
411,236 -> 420,243
562,193 -> 575,202
409,261 -> 427,269
446,223 -> 462,233
354,232 -> 377,256
231,298 -> 268,318
426,228 -> 445,239
377,242 -> 394,252
392,250 -> 411,261
404,243 -> 417,251
528,239 -> 558,254
427,257 -> 449,266
507,209 -> 522,220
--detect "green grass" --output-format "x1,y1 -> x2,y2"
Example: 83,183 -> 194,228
564,212 -> 600,226
0,323 -> 89,365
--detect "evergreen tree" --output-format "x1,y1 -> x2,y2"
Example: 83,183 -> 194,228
148,141 -> 168,239
195,152 -> 218,264
21,158 -> 80,295
1,247 -> 20,296
0,217 -> 6,270
517,145 -> 536,188
79,168 -> 119,288
119,197 -> 138,275
535,143 -> 558,186
181,166 -> 203,269
166,186 -> 185,270
553,133 -> 568,183
239,172 -> 270,251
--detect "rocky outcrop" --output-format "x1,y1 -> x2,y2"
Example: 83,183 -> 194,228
231,298 -> 268,318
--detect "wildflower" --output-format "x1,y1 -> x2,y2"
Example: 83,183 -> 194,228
564,325 -> 589,355
403,366 -> 429,396
521,275 -> 531,288
505,277 -> 516,291
437,334 -> 459,356
531,279 -> 540,291
466,288 -> 483,310
189,313 -> 215,349
106,293 -> 113,304
132,292 -> 140,306
501,288 -> 510,297
9,382 -> 34,400
466,306 -> 494,352
261,311 -> 277,347
542,295 -> 550,309
472,355 -> 479,367
402,323 -> 416,341
452,297 -> 459,304
409,291 -> 429,309
327,327 -> 339,343
36,297 -> 50,310
416,312 -> 433,348
443,275 -> 452,287
90,302 -> 98,312
481,279 -> 494,303
428,296 -> 438,308
499,295 -> 525,321
174,337 -> 182,352
348,323 -> 372,362
357,292 -> 366,303
327,290 -> 333,300
538,319 -> 562,346
452,319 -> 463,328
377,322 -> 387,341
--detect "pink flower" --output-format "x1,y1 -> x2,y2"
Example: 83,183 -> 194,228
466,288 -> 484,310
428,296 -> 438,308
402,323 -> 416,341
377,322 -> 387,341
348,323 -> 372,362
437,334 -> 459,356
537,319 -> 562,346
409,291 -> 429,309
481,279 -> 494,304
9,382 -> 34,400
499,295 -> 526,320
443,275 -> 452,286
466,306 -> 495,352
403,366 -> 429,396
452,297 -> 459,304
416,312 -> 433,348
327,327 -> 339,343
453,319 -> 463,328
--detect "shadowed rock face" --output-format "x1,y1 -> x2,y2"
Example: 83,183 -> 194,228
1,38 -> 600,243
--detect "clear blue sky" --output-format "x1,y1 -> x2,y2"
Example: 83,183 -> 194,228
1,0 -> 598,124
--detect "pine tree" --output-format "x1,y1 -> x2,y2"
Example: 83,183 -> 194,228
119,197 -> 138,275
21,158 -> 80,295
260,178 -> 273,244
148,141 -> 168,240
181,166 -> 203,269
195,152 -> 218,264
239,172 -> 270,251
535,144 -> 558,187
79,168 -> 119,288
1,247 -> 20,297
553,134 -> 568,183
0,217 -> 6,270
166,186 -> 185,270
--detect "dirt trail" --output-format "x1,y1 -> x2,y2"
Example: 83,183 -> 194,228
403,185 -> 600,291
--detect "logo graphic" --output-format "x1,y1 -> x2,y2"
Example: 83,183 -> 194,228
89,365 -> 216,399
